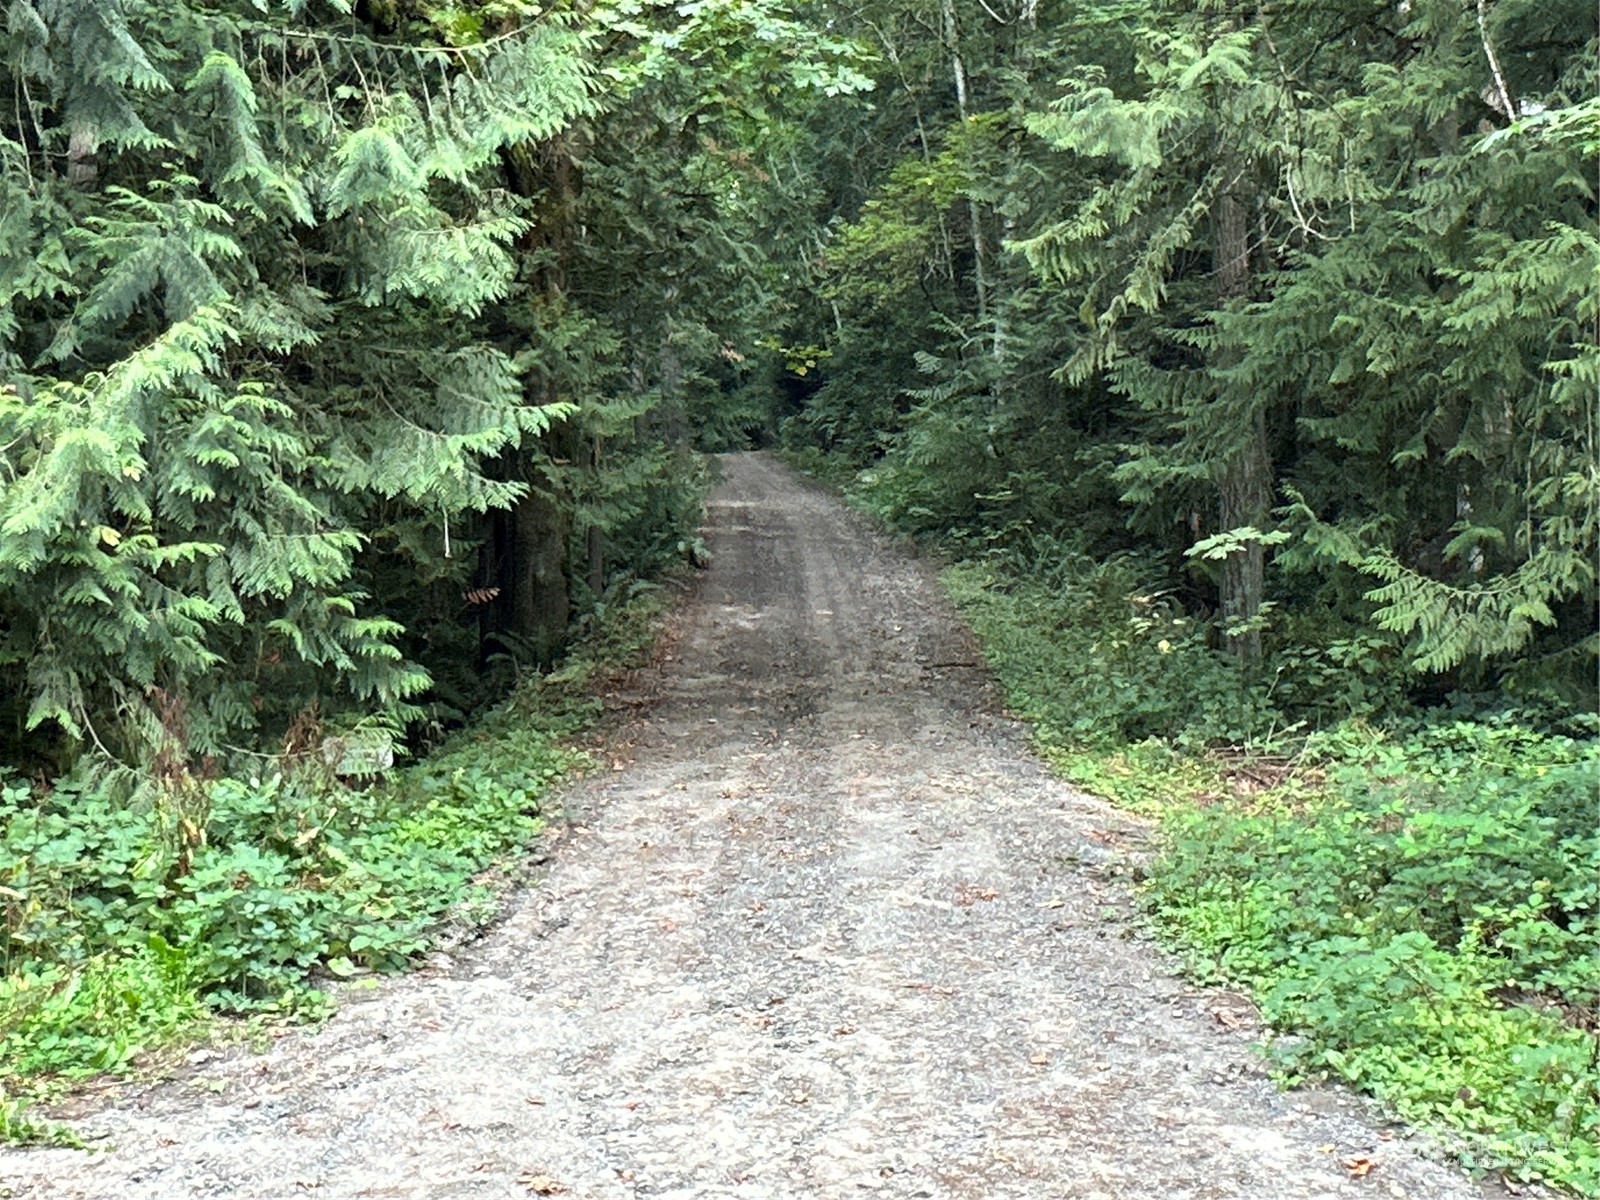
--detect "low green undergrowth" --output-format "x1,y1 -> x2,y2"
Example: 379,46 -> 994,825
777,444 -> 866,491
942,557 -> 1268,812
0,580 -> 676,1140
1148,729 -> 1600,1193
937,551 -> 1600,1194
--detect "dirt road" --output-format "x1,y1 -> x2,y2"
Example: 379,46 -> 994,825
1,453 -> 1503,1199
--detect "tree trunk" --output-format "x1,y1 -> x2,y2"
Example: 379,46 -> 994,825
1219,408 -> 1271,663
494,134 -> 583,665
586,523 -> 605,599
940,0 -> 989,324
659,324 -> 686,445
67,120 -> 98,187
511,486 -> 569,667
1214,185 -> 1271,664
586,434 -> 605,599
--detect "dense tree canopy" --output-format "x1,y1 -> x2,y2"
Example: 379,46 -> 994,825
0,1 -> 1596,1183
4,0 -> 1591,775
0,0 -> 865,772
775,0 -> 1596,721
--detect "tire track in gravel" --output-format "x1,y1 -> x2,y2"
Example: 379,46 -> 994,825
0,452 -> 1513,1200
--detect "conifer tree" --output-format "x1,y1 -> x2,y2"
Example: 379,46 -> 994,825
775,0 -> 1596,702
0,0 -> 870,767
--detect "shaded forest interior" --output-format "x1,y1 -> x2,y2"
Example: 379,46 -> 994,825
0,0 -> 1596,1189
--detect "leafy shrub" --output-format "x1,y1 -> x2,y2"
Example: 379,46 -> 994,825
944,555 -> 1274,750
1144,730 -> 1600,1192
2,718 -> 570,1012
0,579 -> 676,1131
0,938 -> 205,1082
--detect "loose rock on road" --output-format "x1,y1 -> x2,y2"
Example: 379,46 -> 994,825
1,453 -> 1508,1199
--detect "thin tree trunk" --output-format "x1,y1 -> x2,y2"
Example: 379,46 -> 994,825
512,487 -> 569,667
871,20 -> 957,282
659,323 -> 685,446
1214,185 -> 1271,664
1219,410 -> 1271,663
940,0 -> 989,324
67,120 -> 98,186
1476,0 -> 1517,120
586,433 -> 605,598
496,135 -> 582,664
586,523 -> 605,599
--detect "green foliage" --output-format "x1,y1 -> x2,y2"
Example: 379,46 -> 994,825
922,517 -> 1599,1192
1145,729 -> 1600,1192
0,1 -> 606,764
0,574 -> 674,1136
943,552 -> 1273,751
775,27 -> 1600,1187
1,0 -> 1592,1183
0,937 -> 206,1084
0,0 -> 862,1128
1,712 -> 569,1017
778,0 -> 1597,706
0,0 -> 856,770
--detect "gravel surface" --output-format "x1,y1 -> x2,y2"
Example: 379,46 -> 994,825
0,452 -> 1513,1200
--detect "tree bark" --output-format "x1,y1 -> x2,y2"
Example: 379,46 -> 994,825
512,486 -> 569,667
1214,185 -> 1271,664
586,433 -> 605,599
67,120 -> 98,187
586,522 -> 605,599
940,0 -> 989,325
494,135 -> 582,665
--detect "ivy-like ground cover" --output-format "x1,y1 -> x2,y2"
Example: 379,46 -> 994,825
943,557 -> 1599,1195
0,581 -> 675,1145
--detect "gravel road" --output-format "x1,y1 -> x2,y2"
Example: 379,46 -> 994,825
0,452 -> 1510,1200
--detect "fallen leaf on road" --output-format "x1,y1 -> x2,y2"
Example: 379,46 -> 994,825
920,984 -> 957,997
525,1096 -> 546,1106
1343,1157 -> 1376,1178
954,884 -> 1001,907
518,1173 -> 568,1195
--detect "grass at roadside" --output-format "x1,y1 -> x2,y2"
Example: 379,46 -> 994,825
943,556 -> 1600,1196
0,580 -> 678,1144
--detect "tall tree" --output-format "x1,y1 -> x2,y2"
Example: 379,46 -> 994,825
776,0 -> 1596,703
0,0 -> 871,768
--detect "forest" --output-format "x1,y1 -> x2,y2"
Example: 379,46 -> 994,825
0,0 -> 1596,1192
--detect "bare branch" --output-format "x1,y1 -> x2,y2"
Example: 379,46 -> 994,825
1476,0 -> 1518,121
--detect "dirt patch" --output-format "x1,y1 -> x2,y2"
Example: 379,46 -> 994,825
0,453 -> 1518,1199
